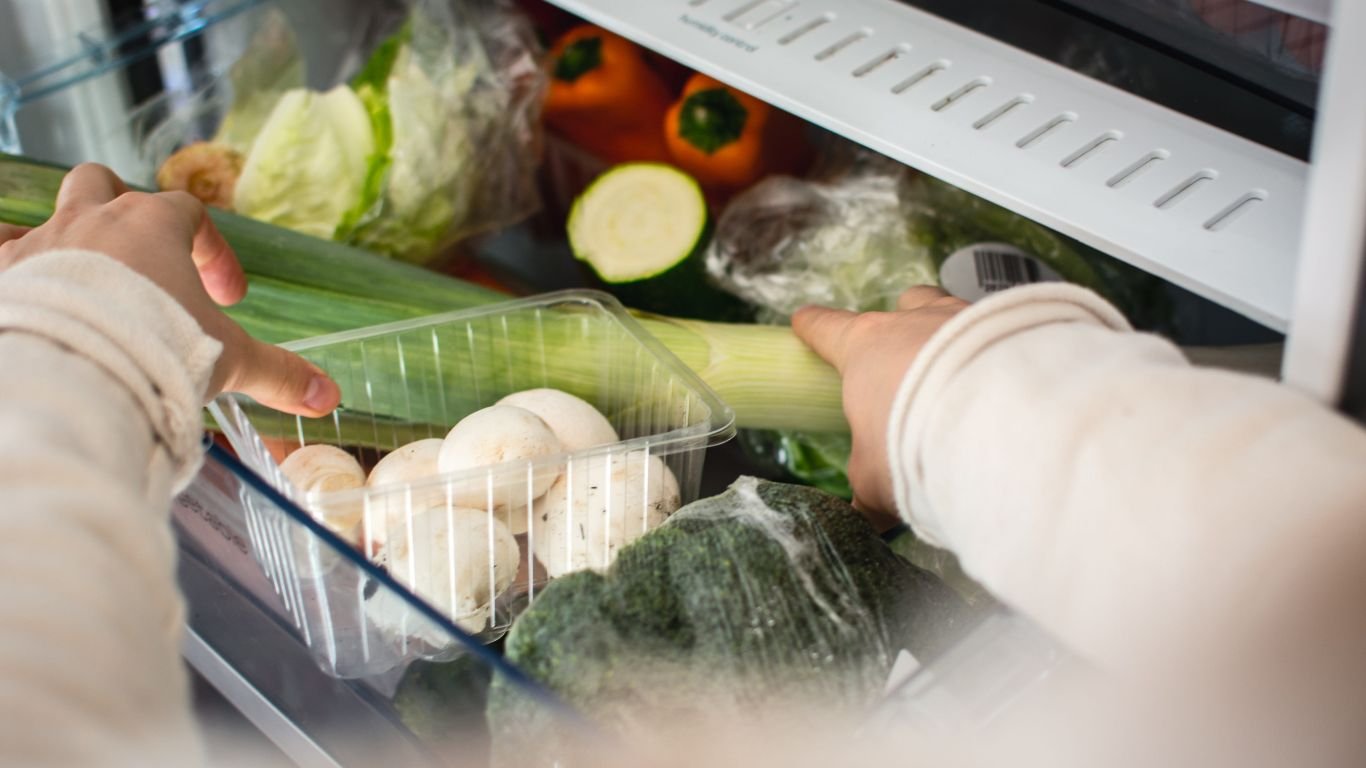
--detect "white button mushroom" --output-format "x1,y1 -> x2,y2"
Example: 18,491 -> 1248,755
496,388 -> 619,451
367,437 -> 444,488
365,502 -> 521,645
362,438 -> 446,561
277,444 -> 368,561
532,451 -> 680,577
279,443 -> 367,497
437,405 -> 564,508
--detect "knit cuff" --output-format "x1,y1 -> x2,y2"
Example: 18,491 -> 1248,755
0,249 -> 222,490
886,283 -> 1130,544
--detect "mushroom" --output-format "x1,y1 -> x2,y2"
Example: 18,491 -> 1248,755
437,405 -> 563,508
496,388 -> 619,451
532,451 -> 680,577
365,502 -> 521,644
277,444 -> 368,572
278,445 -> 366,534
362,437 -> 445,562
155,141 -> 243,209
367,437 -> 444,488
279,443 -> 367,497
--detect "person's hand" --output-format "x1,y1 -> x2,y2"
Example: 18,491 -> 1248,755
792,286 -> 967,521
0,163 -> 341,416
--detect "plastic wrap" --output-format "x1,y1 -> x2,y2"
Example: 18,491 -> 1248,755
704,150 -> 935,497
705,153 -> 938,324
151,0 -> 544,264
487,477 -> 974,765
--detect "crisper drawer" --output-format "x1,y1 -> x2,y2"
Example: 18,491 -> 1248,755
173,443 -> 567,767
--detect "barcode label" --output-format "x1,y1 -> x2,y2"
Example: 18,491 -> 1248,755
939,242 -> 1063,303
973,248 -> 1040,293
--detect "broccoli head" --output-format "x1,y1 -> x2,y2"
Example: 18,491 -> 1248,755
487,478 -> 974,762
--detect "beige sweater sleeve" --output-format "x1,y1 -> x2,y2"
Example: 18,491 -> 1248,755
888,284 -> 1366,672
0,250 -> 220,767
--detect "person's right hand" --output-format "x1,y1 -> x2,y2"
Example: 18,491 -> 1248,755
0,163 -> 341,417
792,286 -> 967,521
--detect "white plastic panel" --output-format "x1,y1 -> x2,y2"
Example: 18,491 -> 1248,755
546,0 -> 1310,330
1282,0 -> 1366,401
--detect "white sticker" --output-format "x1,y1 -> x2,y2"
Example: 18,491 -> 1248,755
939,242 -> 1063,302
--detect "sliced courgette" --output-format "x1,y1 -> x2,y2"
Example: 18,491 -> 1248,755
568,162 -> 746,320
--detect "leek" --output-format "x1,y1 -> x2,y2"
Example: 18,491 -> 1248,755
0,154 -> 845,433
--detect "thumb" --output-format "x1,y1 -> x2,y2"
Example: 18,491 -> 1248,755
220,328 -> 341,417
791,305 -> 858,372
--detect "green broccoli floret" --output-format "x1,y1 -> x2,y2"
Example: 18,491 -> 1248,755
392,653 -> 493,759
487,478 -> 973,762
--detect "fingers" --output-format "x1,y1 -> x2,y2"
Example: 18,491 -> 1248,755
194,216 -> 247,305
896,285 -> 951,311
851,496 -> 902,533
791,305 -> 858,372
54,163 -> 129,211
159,191 -> 246,305
221,327 -> 341,417
0,223 -> 29,245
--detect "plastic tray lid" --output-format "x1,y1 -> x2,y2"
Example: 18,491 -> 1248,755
210,289 -> 736,505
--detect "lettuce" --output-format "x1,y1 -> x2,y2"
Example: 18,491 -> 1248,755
224,9 -> 522,263
343,41 -> 485,263
232,86 -> 375,239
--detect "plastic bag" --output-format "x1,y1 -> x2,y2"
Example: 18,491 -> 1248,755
903,173 -> 1173,330
486,477 -> 972,764
705,151 -> 938,324
705,149 -> 937,497
152,0 -> 544,265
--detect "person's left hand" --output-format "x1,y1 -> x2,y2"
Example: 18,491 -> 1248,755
0,163 -> 341,417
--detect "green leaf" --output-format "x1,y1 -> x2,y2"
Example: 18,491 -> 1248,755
350,20 -> 411,93
232,86 -> 376,239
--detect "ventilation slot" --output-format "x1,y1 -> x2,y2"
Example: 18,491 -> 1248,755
724,0 -> 768,21
853,45 -> 909,78
815,29 -> 870,61
689,0 -> 711,6
1060,131 -> 1121,169
892,60 -> 948,94
1204,191 -> 1266,231
931,77 -> 990,112
725,0 -> 794,27
1155,171 -> 1217,210
780,14 -> 834,45
1107,151 -> 1168,188
974,95 -> 1032,130
1016,113 -> 1076,149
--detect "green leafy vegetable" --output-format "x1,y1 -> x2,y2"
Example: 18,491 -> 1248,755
232,86 -> 376,239
343,37 -> 487,262
488,478 -> 972,762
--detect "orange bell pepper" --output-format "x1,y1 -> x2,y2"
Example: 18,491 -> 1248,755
664,74 -> 808,193
543,25 -> 673,164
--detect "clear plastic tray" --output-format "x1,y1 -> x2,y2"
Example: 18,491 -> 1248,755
208,289 -> 735,676
175,440 -> 571,765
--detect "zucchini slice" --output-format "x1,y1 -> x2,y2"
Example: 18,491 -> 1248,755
568,163 -> 745,320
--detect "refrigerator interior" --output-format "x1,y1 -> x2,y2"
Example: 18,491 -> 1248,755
4,0 -> 1365,762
